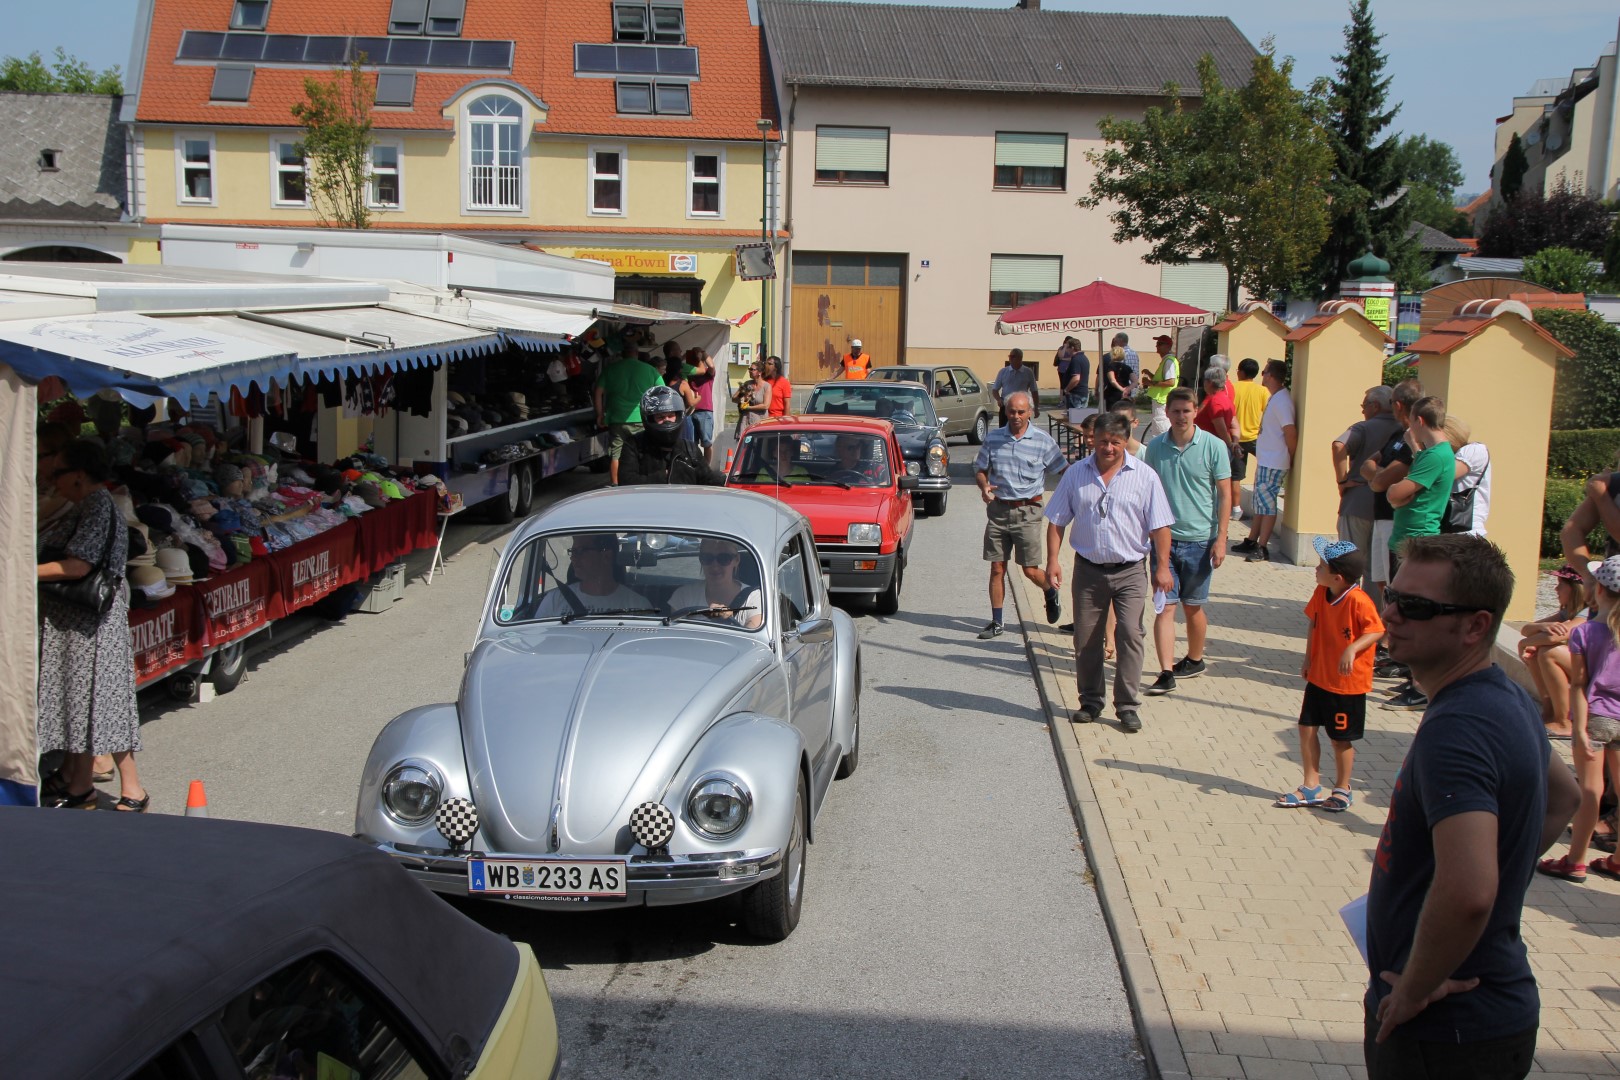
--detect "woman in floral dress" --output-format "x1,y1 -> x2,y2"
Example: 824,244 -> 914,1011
36,439 -> 147,811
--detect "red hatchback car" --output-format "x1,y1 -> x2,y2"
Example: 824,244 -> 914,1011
727,416 -> 916,613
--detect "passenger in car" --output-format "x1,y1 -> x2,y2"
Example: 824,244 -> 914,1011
668,538 -> 763,629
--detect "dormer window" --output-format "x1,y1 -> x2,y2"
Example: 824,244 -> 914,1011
39,149 -> 60,171
231,0 -> 269,30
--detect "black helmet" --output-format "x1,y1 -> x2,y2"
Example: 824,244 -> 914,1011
640,384 -> 684,419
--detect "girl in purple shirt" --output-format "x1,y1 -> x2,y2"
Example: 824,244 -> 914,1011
1539,555 -> 1620,881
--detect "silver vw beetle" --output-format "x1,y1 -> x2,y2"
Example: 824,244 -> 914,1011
354,486 -> 861,940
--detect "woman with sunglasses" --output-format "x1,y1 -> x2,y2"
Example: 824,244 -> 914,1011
1539,556 -> 1620,882
35,439 -> 148,811
668,539 -> 762,629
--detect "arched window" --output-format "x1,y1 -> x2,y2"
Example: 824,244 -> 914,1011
467,94 -> 523,210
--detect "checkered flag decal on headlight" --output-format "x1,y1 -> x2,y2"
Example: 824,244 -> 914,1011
436,797 -> 479,847
629,801 -> 675,849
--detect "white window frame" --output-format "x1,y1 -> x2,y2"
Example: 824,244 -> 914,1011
462,92 -> 527,214
686,146 -> 723,220
367,139 -> 405,212
174,132 -> 217,207
587,143 -> 627,217
269,135 -> 309,208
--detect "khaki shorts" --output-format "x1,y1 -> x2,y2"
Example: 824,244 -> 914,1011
609,422 -> 643,460
984,501 -> 1045,566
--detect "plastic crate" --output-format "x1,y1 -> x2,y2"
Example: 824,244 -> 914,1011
357,562 -> 406,613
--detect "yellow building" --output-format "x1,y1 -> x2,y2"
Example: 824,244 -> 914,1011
125,0 -> 782,336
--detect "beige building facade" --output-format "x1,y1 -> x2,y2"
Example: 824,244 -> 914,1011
1491,20 -> 1620,202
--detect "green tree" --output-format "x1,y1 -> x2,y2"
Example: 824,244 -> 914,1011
1310,0 -> 1415,296
1499,132 -> 1529,202
0,48 -> 122,93
1391,134 -> 1468,233
1478,176 -> 1609,257
1079,45 -> 1333,310
1522,246 -> 1601,293
1537,308 -> 1620,431
290,59 -> 375,229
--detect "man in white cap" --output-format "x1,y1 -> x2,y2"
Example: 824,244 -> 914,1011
841,339 -> 872,380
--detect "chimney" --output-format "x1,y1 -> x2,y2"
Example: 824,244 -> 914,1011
1017,0 -> 1040,8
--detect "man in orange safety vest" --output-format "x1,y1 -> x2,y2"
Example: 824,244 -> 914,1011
841,338 -> 872,380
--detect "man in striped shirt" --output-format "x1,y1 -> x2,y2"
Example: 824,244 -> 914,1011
1045,411 -> 1175,733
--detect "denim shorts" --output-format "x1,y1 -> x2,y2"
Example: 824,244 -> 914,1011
691,409 -> 715,447
1165,537 -> 1216,606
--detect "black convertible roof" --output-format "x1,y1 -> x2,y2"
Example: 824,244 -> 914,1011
0,809 -> 518,1079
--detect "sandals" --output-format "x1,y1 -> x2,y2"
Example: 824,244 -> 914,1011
46,788 -> 98,810
1590,856 -> 1620,880
1321,788 -> 1354,813
1537,855 -> 1588,883
93,768 -> 115,784
114,793 -> 150,813
1275,785 -> 1325,808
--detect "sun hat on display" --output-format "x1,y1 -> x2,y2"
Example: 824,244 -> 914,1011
155,547 -> 193,583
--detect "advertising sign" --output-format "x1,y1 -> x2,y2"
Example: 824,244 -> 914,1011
196,560 -> 274,647
130,590 -> 201,685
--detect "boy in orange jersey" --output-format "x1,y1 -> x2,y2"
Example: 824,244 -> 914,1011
1276,538 -> 1385,812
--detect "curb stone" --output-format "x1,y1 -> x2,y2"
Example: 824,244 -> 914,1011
1010,581 -> 1191,1080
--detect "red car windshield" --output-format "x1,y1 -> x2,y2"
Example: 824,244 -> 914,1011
731,431 -> 893,488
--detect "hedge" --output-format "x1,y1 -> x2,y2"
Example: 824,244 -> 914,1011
1536,309 -> 1620,431
1547,429 -> 1620,479
1544,476 -> 1608,558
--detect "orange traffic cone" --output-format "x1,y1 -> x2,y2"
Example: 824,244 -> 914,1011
725,447 -> 734,471
185,780 -> 209,818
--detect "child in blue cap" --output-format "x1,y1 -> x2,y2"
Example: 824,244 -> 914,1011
1276,537 -> 1385,812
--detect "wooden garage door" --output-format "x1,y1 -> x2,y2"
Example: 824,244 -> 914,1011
790,253 -> 904,381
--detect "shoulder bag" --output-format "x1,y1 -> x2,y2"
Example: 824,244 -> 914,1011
39,506 -> 123,616
1440,453 -> 1489,535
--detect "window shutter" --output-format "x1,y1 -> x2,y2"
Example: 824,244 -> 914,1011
1158,262 -> 1228,314
990,255 -> 1060,293
994,132 -> 1065,168
815,127 -> 888,172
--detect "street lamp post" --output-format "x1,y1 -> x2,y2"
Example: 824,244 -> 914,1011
756,117 -> 773,361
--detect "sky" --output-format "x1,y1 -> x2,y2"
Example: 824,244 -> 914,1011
9,0 -> 1619,192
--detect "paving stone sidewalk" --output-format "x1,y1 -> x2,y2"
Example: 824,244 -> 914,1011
1010,555 -> 1620,1080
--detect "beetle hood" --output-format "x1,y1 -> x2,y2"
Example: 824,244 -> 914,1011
459,627 -> 774,852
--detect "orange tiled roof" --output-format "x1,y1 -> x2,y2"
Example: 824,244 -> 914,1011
1457,191 -> 1491,216
1509,291 -> 1587,312
1284,307 -> 1391,345
135,0 -> 778,140
1407,312 -> 1575,357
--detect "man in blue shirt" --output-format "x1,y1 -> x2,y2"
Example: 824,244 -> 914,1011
1044,410 -> 1174,732
1142,387 -> 1231,696
1365,533 -> 1578,1079
973,391 -> 1068,639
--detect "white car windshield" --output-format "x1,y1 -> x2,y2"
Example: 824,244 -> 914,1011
494,530 -> 765,631
806,384 -> 938,428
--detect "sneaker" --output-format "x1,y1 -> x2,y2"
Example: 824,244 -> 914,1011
1385,687 -> 1429,711
1145,670 -> 1176,696
1231,504 -> 1245,522
1072,705 -> 1101,725
1044,586 -> 1062,625
1231,537 -> 1258,554
976,621 -> 1004,640
1245,544 -> 1270,563
1057,622 -> 1075,633
1373,660 -> 1409,679
1118,710 -> 1143,733
1171,656 -> 1207,679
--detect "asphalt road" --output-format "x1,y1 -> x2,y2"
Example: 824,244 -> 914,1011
133,453 -> 1145,1080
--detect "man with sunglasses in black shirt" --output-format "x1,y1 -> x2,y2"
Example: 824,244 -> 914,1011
1364,534 -> 1579,1080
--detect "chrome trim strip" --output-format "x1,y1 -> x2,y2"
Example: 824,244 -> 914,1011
374,841 -> 783,889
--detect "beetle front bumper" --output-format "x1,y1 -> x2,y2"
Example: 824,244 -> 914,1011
372,841 -> 784,908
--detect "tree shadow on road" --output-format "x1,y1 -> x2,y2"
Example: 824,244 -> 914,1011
874,683 -> 1047,723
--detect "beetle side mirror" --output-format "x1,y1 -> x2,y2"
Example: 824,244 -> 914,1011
792,617 -> 836,645
898,476 -> 920,490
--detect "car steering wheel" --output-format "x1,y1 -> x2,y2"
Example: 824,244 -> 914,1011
827,468 -> 868,484
889,410 -> 917,425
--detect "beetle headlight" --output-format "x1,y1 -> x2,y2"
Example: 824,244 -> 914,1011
687,776 -> 751,838
847,523 -> 882,544
380,760 -> 444,826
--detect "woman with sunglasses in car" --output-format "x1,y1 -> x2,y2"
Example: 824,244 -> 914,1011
668,538 -> 762,629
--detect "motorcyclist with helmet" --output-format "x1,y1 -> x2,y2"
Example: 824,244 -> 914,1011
616,384 -> 728,486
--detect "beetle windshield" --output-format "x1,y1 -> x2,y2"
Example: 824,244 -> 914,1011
730,430 -> 893,488
494,530 -> 765,630
805,382 -> 938,428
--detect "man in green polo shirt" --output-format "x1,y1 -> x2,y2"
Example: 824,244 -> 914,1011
1143,387 -> 1231,696
594,349 -> 664,486
1377,394 -> 1455,710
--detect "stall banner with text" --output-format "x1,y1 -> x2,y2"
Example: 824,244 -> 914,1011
130,590 -> 202,684
196,560 -> 275,646
271,521 -> 360,614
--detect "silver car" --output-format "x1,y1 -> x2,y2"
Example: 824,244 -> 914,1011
354,486 -> 861,940
867,364 -> 997,445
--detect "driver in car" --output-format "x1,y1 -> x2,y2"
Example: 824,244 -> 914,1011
667,538 -> 763,629
745,434 -> 814,484
831,435 -> 885,484
534,533 -> 653,619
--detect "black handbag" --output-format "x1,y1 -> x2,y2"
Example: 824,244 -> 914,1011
40,508 -> 123,616
1440,453 -> 1489,535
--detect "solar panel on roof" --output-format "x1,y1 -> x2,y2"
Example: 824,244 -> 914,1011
351,37 -> 391,64
262,35 -> 307,62
177,31 -> 226,60
175,30 -> 512,72
468,40 -> 512,68
572,43 -> 697,78
387,37 -> 431,65
428,38 -> 472,66
302,36 -> 347,63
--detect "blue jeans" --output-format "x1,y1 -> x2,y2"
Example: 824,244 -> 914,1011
1165,538 -> 1215,606
691,409 -> 714,448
